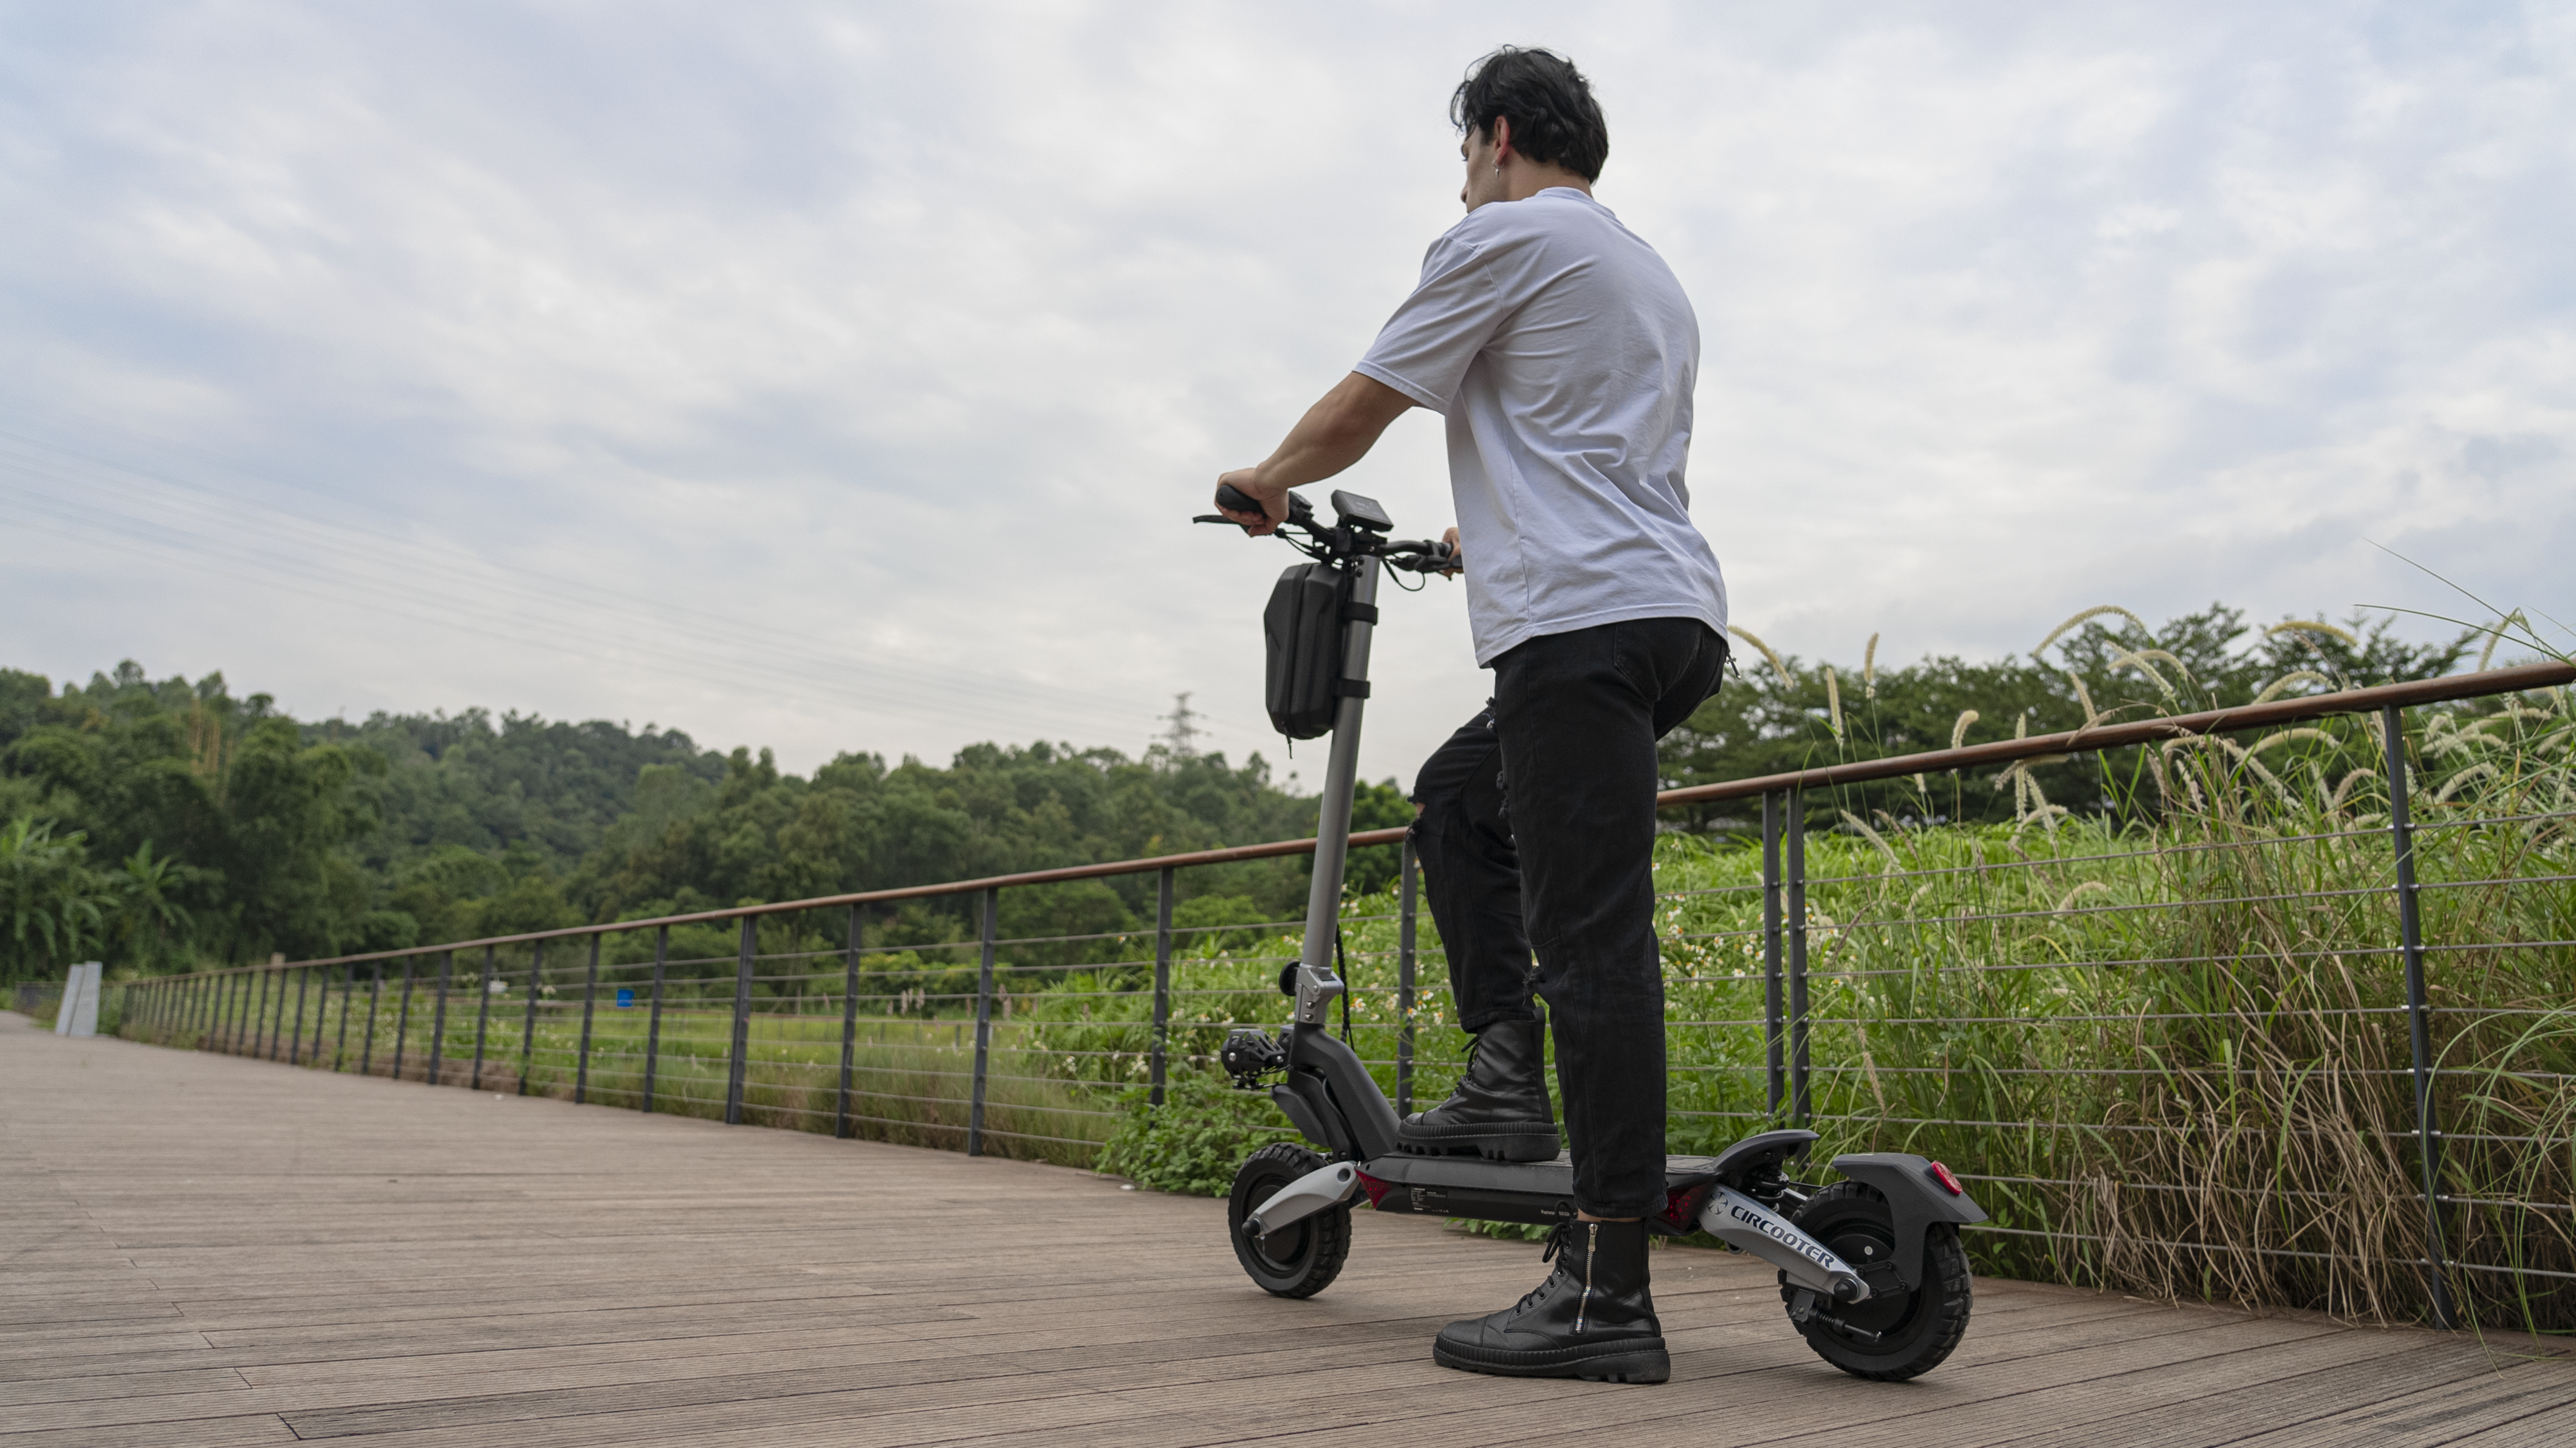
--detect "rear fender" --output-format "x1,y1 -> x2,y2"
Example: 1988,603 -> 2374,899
1830,1152 -> 1988,1292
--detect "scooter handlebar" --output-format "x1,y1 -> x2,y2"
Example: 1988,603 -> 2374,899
1193,487 -> 1456,572
1197,483 -> 1314,529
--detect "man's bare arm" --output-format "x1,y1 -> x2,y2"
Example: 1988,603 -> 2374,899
1215,372 -> 1415,534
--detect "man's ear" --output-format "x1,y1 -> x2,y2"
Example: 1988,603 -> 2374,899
1490,115 -> 1513,165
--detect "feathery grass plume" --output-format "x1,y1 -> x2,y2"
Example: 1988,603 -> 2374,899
2053,879 -> 2113,914
2245,726 -> 2339,760
2264,619 -> 2360,647
2030,604 -> 2151,664
1951,709 -> 1980,750
1824,667 -> 1845,740
1863,633 -> 1880,699
1730,625 -> 1792,689
2253,671 -> 2337,704
2106,648 -> 2181,703
2434,761 -> 2502,803
2476,609 -> 2532,672
2064,671 -> 2102,728
1839,810 -> 1900,872
2132,646 -> 2196,686
2020,751 -> 2062,832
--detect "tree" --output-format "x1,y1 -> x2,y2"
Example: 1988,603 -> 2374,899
112,841 -> 201,973
0,816 -> 114,983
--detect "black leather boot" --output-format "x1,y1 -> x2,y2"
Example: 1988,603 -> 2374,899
1397,1018 -> 1560,1162
1433,1218 -> 1670,1382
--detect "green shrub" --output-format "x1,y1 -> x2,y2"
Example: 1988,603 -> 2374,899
1094,1074 -> 1298,1196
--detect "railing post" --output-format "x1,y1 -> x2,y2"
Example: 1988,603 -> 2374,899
1786,788 -> 1810,1129
1151,867 -> 1174,1108
836,906 -> 862,1139
518,941 -> 543,1096
394,956 -> 417,1080
270,966 -> 290,1060
642,926 -> 668,1114
574,935 -> 601,1105
968,887 -> 998,1156
309,967 -> 329,1064
361,965 -> 382,1076
1396,842 -> 1417,1116
2383,703 -> 2456,1329
470,945 -> 496,1090
725,917 -> 755,1125
1763,790 -> 1786,1117
332,963 -> 352,1067
426,949 -> 453,1086
251,968 -> 270,1059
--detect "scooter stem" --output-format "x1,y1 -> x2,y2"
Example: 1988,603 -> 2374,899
1293,553 -> 1382,1027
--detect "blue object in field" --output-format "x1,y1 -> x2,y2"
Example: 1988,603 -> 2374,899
615,987 -> 635,1008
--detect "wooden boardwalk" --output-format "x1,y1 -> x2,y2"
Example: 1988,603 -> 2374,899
4,1019 -> 2572,1448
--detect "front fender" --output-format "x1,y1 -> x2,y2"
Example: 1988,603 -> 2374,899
1830,1152 -> 1987,1292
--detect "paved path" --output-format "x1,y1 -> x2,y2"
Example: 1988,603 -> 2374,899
4,1015 -> 2572,1447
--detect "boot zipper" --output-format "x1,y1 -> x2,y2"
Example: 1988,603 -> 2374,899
1576,1223 -> 1595,1333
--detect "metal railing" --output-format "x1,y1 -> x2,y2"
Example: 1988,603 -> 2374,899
110,660 -> 2575,1328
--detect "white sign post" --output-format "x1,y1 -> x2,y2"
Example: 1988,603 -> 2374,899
52,964 -> 83,1033
54,963 -> 102,1037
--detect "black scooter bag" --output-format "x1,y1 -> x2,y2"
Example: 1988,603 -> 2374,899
1264,561 -> 1348,739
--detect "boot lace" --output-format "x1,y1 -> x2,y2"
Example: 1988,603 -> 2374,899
1506,1221 -> 1582,1316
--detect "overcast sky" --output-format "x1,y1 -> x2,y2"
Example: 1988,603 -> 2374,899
4,2 -> 2569,791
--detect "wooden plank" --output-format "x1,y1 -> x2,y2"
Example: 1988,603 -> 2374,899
5,1017 -> 2560,1448
2226,1358 -> 2576,1448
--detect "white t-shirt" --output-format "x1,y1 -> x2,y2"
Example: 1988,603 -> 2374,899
1355,188 -> 1727,665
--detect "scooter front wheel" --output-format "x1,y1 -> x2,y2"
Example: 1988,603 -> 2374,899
1227,1142 -> 1351,1298
1781,1181 -> 1973,1380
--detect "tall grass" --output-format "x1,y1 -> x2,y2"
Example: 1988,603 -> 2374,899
1641,692 -> 2575,1330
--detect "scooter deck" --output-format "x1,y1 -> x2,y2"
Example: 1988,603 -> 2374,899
1352,1152 -> 1727,1229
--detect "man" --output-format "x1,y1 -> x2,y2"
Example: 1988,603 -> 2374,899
1217,47 -> 1727,1384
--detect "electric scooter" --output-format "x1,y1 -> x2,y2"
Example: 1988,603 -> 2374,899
1196,484 -> 1988,1381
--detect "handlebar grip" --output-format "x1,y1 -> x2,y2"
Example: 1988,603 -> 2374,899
1214,482 -> 1259,514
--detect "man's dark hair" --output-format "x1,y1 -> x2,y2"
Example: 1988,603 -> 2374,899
1450,47 -> 1608,182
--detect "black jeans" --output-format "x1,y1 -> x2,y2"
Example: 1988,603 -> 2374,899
1408,616 -> 1725,1217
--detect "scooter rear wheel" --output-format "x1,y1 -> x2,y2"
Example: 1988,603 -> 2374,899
1780,1181 -> 1973,1380
1227,1142 -> 1351,1299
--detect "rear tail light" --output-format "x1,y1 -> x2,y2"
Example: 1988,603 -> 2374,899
1929,1161 -> 1964,1195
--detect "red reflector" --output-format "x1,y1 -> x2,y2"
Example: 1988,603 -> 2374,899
1929,1161 -> 1964,1195
1352,1171 -> 1393,1209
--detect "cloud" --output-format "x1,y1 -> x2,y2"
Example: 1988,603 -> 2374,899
2,2 -> 2569,788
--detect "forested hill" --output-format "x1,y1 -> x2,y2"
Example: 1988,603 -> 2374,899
0,601 -> 2481,980
0,664 -> 1408,977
